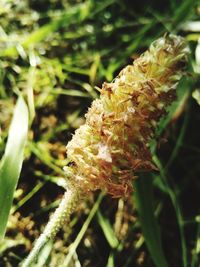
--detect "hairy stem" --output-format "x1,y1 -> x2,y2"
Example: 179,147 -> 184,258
21,188 -> 81,267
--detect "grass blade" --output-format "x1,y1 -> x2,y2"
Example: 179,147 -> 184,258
62,193 -> 104,266
153,155 -> 188,267
97,211 -> 119,249
106,252 -> 115,267
0,96 -> 29,239
134,176 -> 169,267
172,0 -> 199,27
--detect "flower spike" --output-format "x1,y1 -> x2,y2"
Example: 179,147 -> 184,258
66,34 -> 188,197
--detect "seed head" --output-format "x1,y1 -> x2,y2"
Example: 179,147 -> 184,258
65,34 -> 188,197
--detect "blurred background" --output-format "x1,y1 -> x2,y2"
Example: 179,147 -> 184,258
0,0 -> 200,266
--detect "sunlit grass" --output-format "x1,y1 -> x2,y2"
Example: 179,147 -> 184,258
0,97 -> 28,239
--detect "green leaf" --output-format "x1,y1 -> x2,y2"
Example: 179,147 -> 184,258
97,211 -> 119,249
62,193 -> 104,266
0,97 -> 29,239
152,156 -> 187,267
134,176 -> 169,267
172,0 -> 199,27
106,252 -> 115,267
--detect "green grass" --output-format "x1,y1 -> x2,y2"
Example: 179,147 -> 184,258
134,176 -> 169,267
0,0 -> 200,266
0,97 -> 28,239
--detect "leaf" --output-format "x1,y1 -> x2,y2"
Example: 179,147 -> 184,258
152,156 -> 188,267
172,0 -> 199,27
106,252 -> 115,267
192,89 -> 200,106
0,97 -> 29,239
62,193 -> 104,266
134,176 -> 169,267
97,211 -> 119,249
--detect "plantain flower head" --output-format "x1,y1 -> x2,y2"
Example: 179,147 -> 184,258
65,34 -> 188,197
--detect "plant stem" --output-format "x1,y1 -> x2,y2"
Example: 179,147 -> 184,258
21,188 -> 81,267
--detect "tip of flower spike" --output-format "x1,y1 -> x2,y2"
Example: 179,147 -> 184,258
154,33 -> 189,50
150,34 -> 189,65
